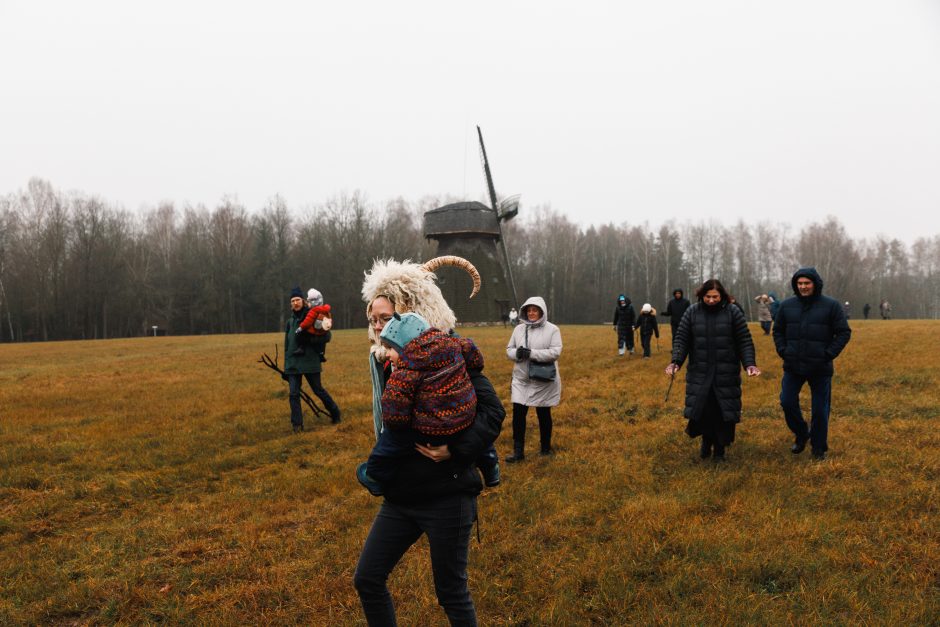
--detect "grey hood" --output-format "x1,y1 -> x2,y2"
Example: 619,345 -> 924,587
521,296 -> 548,326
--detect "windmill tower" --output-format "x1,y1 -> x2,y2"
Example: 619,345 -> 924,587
423,126 -> 520,323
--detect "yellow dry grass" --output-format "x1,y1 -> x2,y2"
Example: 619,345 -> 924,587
1,321 -> 938,625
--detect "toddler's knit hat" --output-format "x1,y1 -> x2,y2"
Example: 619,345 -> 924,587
307,288 -> 324,307
379,312 -> 430,352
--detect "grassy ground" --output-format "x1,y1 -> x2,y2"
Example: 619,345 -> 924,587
1,321 -> 938,625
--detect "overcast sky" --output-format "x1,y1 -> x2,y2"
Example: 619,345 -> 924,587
2,1 -> 938,243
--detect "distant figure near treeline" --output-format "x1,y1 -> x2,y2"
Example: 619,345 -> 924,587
863,303 -> 871,319
666,279 -> 760,462
662,288 -> 691,341
613,294 -> 636,356
754,294 -> 775,335
880,300 -> 892,320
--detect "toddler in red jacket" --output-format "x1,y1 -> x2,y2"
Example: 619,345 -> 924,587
292,288 -> 333,359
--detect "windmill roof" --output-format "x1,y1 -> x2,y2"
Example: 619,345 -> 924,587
424,201 -> 500,238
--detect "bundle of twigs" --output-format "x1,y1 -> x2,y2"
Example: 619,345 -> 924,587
258,345 -> 329,418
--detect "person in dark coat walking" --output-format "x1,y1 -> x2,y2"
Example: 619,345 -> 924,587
613,294 -> 636,356
634,303 -> 660,358
284,286 -> 341,431
863,303 -> 871,319
666,279 -> 760,461
662,288 -> 691,341
773,267 -> 852,460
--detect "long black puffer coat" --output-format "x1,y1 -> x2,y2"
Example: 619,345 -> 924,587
772,267 -> 851,377
672,302 -> 756,423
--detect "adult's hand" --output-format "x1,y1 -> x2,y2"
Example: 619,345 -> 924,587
665,363 -> 680,376
746,366 -> 761,377
416,442 -> 451,462
516,347 -> 531,361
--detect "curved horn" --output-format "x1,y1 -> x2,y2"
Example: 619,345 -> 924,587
422,255 -> 481,299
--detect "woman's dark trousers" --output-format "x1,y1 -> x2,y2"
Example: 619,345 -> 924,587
512,403 -> 553,454
354,496 -> 478,626
287,372 -> 340,427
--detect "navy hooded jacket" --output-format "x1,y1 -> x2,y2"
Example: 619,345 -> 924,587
772,267 -> 851,376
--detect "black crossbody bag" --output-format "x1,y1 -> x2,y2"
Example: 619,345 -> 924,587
525,326 -> 557,382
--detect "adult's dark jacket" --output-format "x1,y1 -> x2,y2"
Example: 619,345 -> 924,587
380,369 -> 505,505
772,267 -> 851,377
284,306 -> 329,374
671,301 -> 756,423
613,299 -> 636,333
662,290 -> 691,329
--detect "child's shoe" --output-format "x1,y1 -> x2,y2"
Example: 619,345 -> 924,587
356,462 -> 383,496
481,462 -> 500,487
318,352 -> 327,363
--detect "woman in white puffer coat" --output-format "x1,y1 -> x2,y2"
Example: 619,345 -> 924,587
505,296 -> 563,462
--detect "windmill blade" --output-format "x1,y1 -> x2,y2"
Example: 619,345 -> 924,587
477,125 -> 499,213
498,194 -> 520,222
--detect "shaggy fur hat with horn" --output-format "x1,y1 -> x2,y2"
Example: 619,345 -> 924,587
362,256 -> 481,359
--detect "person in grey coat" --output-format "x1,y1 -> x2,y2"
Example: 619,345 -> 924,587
666,279 -> 761,461
505,296 -> 562,462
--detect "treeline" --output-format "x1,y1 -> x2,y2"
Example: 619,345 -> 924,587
1,178 -> 937,342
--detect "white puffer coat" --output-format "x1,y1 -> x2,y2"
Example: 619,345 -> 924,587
506,296 -> 563,407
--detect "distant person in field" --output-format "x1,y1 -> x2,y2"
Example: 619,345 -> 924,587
863,303 -> 871,319
843,301 -> 851,319
355,257 -> 505,627
661,288 -> 691,342
773,267 -> 852,460
880,299 -> 892,320
505,296 -> 563,462
754,294 -> 775,335
666,279 -> 760,461
356,312 -> 499,494
728,295 -> 745,317
508,307 -> 518,326
283,286 -> 341,431
291,288 -> 332,361
768,291 -> 781,320
634,303 -> 659,358
613,294 -> 636,356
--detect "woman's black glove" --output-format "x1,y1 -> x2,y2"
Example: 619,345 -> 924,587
516,347 -> 531,361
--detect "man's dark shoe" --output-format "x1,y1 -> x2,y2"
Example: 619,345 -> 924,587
791,438 -> 808,454
812,449 -> 826,460
330,408 -> 342,424
505,452 -> 525,463
712,445 -> 726,462
539,448 -> 554,457
319,353 -> 327,363
292,424 -> 304,433
356,462 -> 383,496
700,440 -> 712,459
482,463 -> 501,487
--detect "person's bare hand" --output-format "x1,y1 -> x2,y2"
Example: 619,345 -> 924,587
746,365 -> 762,377
415,443 -> 451,462
665,363 -> 680,376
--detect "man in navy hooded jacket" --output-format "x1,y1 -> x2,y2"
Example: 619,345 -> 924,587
773,267 -> 851,459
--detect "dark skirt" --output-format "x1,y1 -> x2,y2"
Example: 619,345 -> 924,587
685,386 -> 736,446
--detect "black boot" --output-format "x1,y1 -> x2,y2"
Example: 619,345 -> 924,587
700,438 -> 712,459
505,443 -> 525,463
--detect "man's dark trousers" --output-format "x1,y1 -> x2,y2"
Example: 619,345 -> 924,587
780,371 -> 832,453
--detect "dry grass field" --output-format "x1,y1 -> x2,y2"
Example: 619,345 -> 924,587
1,321 -> 938,625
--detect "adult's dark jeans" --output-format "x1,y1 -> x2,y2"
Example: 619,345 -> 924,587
354,495 -> 478,626
512,403 -> 552,453
780,371 -> 832,453
760,321 -> 772,335
287,372 -> 338,427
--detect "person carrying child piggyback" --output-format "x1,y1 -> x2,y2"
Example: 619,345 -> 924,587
357,312 -> 500,495
292,288 -> 332,360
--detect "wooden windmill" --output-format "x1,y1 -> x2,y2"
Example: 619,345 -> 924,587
423,126 -> 520,323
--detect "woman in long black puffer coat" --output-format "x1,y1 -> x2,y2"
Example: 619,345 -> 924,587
665,279 -> 761,461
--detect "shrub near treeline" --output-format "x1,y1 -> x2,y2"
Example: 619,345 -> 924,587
1,321 -> 937,623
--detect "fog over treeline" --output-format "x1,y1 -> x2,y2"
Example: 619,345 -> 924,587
1,178 -> 937,342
